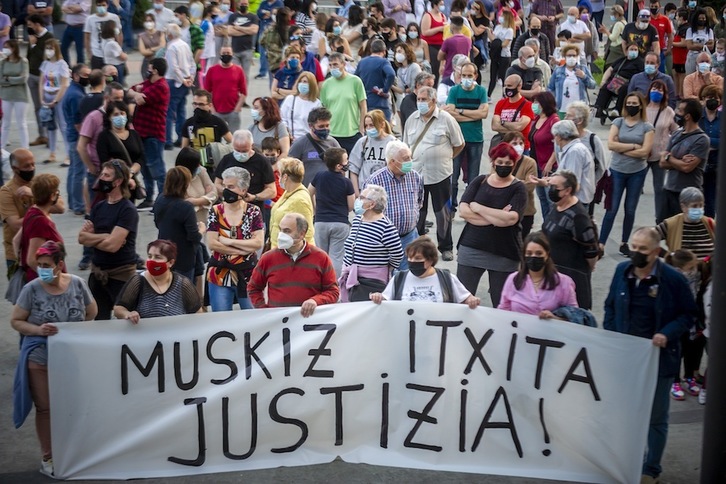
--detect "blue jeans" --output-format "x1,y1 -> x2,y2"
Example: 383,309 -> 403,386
66,139 -> 86,213
208,283 -> 253,312
61,24 -> 85,64
536,165 -> 552,220
452,142 -> 483,206
166,83 -> 189,146
257,33 -> 268,75
397,229 -> 419,272
142,137 -> 166,202
598,167 -> 648,245
122,1 -> 135,50
643,376 -> 672,478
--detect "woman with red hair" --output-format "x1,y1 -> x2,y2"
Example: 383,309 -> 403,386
249,95 -> 291,157
456,142 -> 528,308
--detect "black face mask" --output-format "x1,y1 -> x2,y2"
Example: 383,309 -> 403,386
222,188 -> 240,203
339,163 -> 349,172
525,256 -> 546,272
548,185 -> 562,203
530,28 -> 540,36
194,107 -> 210,120
16,169 -> 34,182
626,105 -> 641,117
674,113 -> 685,126
145,70 -> 154,80
698,19 -> 707,27
630,250 -> 651,268
336,45 -> 345,53
220,54 -> 233,64
409,261 -> 427,277
504,87 -> 518,98
78,77 -> 90,87
706,99 -> 719,111
495,165 -> 513,178
265,155 -> 277,165
650,7 -> 659,15
95,179 -> 115,194
239,5 -> 248,13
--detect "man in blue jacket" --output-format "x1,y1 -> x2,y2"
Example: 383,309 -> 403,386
355,39 -> 395,121
603,226 -> 696,484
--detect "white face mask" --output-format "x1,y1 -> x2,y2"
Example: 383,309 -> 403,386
395,52 -> 406,63
44,49 -> 55,60
2,48 -> 11,57
524,57 -> 536,68
565,56 -> 578,67
277,232 -> 294,250
144,21 -> 155,30
513,144 -> 525,156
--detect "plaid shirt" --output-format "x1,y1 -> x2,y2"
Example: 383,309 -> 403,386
132,77 -> 170,141
366,167 -> 424,236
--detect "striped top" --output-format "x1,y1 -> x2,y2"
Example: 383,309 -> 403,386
343,215 -> 404,268
657,219 -> 715,261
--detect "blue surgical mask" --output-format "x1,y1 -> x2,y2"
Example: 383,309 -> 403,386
461,78 -> 474,88
250,109 -> 261,121
400,160 -> 413,173
37,267 -> 56,283
628,50 -> 638,60
649,90 -> 664,103
111,115 -> 127,128
644,64 -> 657,75
698,62 -> 711,73
610,15 -> 616,22
288,58 -> 300,69
532,102 -> 542,115
417,101 -> 430,115
233,150 -> 249,162
333,26 -> 342,35
330,68 -> 343,78
688,0 -> 696,8
366,127 -> 379,138
354,198 -> 365,215
194,166 -> 202,177
688,207 -> 704,221
97,6 -> 107,14
298,82 -> 310,95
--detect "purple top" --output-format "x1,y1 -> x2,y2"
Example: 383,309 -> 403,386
498,271 -> 578,315
0,13 -> 11,49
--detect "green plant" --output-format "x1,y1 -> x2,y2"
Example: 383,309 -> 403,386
593,57 -> 605,86
134,0 -> 153,29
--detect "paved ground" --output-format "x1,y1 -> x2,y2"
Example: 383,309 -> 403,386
0,45 -> 707,483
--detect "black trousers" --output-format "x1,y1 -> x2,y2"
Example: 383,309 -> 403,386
333,133 -> 362,157
488,54 -> 511,98
89,272 -> 128,320
456,263 -> 512,308
416,177 -> 453,252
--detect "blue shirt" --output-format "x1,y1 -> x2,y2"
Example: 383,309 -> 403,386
310,169 -> 355,224
61,81 -> 86,142
257,0 -> 283,29
699,108 -> 720,166
354,55 -> 395,110
337,0 -> 355,18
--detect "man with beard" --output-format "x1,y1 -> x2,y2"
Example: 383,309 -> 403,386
181,89 -> 233,151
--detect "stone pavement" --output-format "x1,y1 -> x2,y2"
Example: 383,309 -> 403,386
0,49 -> 706,483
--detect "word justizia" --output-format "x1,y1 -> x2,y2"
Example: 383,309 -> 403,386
119,311 -> 601,466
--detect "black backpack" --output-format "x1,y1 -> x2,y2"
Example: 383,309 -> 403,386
392,269 -> 454,303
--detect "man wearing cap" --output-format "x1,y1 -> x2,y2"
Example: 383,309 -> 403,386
622,9 -> 660,58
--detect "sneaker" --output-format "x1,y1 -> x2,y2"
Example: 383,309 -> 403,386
684,377 -> 700,396
29,136 -> 48,146
619,243 -> 630,256
254,73 -> 267,79
425,220 -> 434,228
671,382 -> 685,400
441,250 -> 454,261
136,200 -> 154,211
39,458 -> 53,477
164,144 -> 173,151
78,261 -> 90,271
694,372 -> 705,385
640,475 -> 659,484
698,389 -> 707,405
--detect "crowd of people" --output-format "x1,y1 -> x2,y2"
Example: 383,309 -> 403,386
0,1 -> 719,482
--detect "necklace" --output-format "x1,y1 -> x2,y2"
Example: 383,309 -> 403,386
147,274 -> 172,307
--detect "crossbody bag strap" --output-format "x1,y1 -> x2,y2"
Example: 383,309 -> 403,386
306,133 -> 327,159
409,116 -> 436,156
110,131 -> 133,167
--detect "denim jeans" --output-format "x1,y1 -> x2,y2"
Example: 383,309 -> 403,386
452,142 -> 483,206
208,282 -> 253,312
166,83 -> 189,146
122,1 -> 135,50
66,139 -> 86,213
536,165 -> 552,219
643,376 -> 672,478
598,167 -> 648,245
397,229 -> 419,272
142,137 -> 166,202
258,34 -> 268,75
61,24 -> 85,65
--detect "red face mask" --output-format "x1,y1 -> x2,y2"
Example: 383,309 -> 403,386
146,259 -> 168,276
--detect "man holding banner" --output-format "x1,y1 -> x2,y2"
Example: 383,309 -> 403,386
603,226 -> 697,484
248,213 -> 339,316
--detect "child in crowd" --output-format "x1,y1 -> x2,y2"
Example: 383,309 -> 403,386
101,21 -> 126,85
664,249 -> 707,401
261,136 -> 284,207
711,38 -> 726,76
551,29 -> 572,68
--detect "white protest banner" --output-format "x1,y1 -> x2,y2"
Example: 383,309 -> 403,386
48,302 -> 658,482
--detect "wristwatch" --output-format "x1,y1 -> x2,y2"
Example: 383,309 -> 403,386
665,153 -> 671,162
458,108 -> 464,115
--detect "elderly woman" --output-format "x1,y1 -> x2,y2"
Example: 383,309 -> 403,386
271,46 -> 304,103
547,44 -> 596,116
594,43 -> 644,122
646,79 -> 679,221
457,143 -> 527,308
16,174 -> 64,282
349,109 -> 395,196
250,96 -> 291,157
153,166 -> 204,282
601,92 -> 654,255
340,184 -> 404,302
656,187 -> 715,261
370,236 -> 479,307
269,158 -> 315,249
206,167 -> 265,311
699,84 -> 721,218
280,71 -> 322,143
114,240 -> 202,322
12,241 -> 97,477
499,232 -> 578,318
541,170 -> 599,309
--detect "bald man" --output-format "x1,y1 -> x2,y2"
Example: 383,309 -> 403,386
558,7 -> 591,64
511,16 -> 552,65
506,46 -> 544,99
491,74 -> 535,150
683,51 -> 723,99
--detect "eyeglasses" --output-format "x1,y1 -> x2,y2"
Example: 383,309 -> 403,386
192,102 -> 208,107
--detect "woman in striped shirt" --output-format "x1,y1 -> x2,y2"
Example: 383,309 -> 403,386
656,187 -> 715,260
340,184 -> 404,302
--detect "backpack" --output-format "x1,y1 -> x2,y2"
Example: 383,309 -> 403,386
588,132 -> 607,182
203,142 -> 234,171
392,269 -> 454,303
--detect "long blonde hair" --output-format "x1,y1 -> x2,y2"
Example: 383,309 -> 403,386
501,10 -> 516,30
366,109 -> 392,136
293,71 -> 319,100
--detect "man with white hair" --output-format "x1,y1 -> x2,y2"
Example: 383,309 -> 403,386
164,23 -> 196,150
514,38 -> 552,86
146,0 -> 175,31
400,72 -> 435,131
682,51 -> 722,99
402,86 -> 464,261
542,120 -> 595,205
367,140 -> 424,270
505,46 -> 544,99
213,129 -> 276,211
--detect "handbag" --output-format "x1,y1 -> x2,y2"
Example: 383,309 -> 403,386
605,59 -> 628,95
111,131 -> 146,200
5,264 -> 25,304
349,276 -> 388,302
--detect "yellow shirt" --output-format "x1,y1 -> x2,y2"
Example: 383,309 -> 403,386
443,24 -> 473,40
269,185 -> 315,248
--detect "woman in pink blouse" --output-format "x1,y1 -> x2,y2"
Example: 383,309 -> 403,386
498,231 -> 578,319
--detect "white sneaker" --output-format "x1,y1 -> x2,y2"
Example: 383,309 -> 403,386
698,389 -> 707,405
39,458 -> 54,477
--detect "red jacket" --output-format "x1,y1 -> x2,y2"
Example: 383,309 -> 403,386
131,77 -> 170,141
248,244 -> 339,308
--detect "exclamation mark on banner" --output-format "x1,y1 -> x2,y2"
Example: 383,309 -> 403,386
539,397 -> 551,456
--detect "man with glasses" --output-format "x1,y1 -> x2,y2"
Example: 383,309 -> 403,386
621,9 -> 661,58
180,89 -> 232,150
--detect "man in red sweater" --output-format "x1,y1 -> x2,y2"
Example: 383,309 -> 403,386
204,45 -> 247,133
248,213 -> 339,316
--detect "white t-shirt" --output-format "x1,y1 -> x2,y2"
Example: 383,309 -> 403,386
102,39 -> 124,65
84,13 -> 121,58
146,7 -> 176,32
686,28 -> 714,48
382,271 -> 471,303
558,19 -> 589,63
309,28 -> 325,56
493,25 -> 514,57
279,94 -> 323,142
559,68 -> 581,113
39,60 -> 70,96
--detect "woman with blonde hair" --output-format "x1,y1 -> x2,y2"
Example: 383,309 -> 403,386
269,158 -> 315,249
38,39 -> 69,165
280,71 -> 322,143
349,109 -> 395,196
